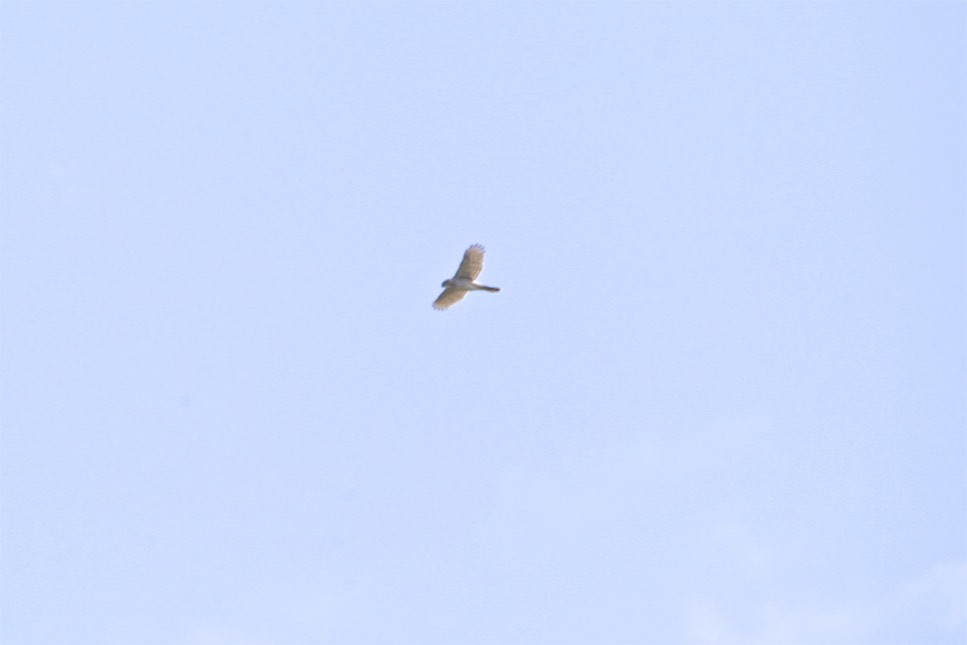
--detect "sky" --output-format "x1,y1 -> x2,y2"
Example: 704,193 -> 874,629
1,2 -> 965,644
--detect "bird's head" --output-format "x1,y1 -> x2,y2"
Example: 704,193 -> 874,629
441,279 -> 452,288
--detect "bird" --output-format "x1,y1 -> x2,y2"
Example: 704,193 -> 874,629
433,244 -> 500,310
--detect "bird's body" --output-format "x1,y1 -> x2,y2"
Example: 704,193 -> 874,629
433,244 -> 500,310
442,278 -> 499,291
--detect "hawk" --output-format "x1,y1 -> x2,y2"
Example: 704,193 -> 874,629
433,244 -> 500,310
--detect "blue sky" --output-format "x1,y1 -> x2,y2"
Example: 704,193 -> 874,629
1,2 -> 964,644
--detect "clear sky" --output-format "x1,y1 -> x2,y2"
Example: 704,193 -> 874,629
1,2 -> 964,644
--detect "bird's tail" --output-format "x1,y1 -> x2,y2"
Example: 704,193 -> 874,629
478,285 -> 500,292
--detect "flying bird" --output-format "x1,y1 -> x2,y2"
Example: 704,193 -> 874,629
433,244 -> 500,310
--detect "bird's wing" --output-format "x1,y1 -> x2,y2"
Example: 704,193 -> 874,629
433,287 -> 467,310
454,244 -> 485,280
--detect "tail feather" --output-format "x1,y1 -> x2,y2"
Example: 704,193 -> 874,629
479,285 -> 500,292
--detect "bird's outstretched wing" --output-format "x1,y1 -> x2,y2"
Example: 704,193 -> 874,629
453,244 -> 485,280
433,287 -> 467,310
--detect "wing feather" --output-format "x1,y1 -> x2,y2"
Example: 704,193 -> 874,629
454,244 -> 485,281
432,288 -> 467,310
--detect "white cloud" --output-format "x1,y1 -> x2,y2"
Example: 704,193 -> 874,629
684,559 -> 967,645
178,587 -> 359,645
181,625 -> 276,645
870,559 -> 967,642
708,520 -> 773,579
684,598 -> 867,645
